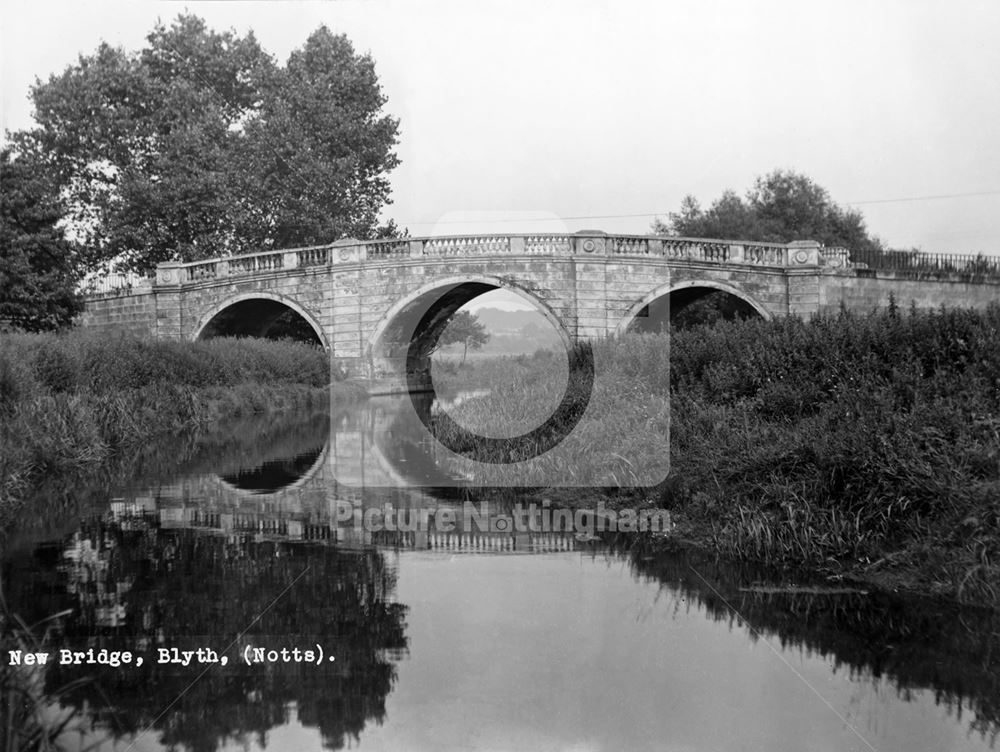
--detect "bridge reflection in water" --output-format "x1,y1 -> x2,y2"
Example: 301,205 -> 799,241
1,398 -> 604,751
112,393 -> 590,554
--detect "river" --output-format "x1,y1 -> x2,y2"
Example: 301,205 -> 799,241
2,398 -> 998,752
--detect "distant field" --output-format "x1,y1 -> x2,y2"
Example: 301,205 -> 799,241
433,306 -> 565,361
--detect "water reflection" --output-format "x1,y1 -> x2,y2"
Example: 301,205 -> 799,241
219,447 -> 325,493
618,541 -> 1000,746
5,522 -> 407,751
2,402 -> 999,751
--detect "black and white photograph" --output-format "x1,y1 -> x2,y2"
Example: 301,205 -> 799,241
1,1 -> 999,750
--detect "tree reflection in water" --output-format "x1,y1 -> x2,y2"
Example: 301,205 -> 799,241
4,518 -> 408,752
614,537 -> 1000,746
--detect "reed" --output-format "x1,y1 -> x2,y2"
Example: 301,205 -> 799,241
432,304 -> 1000,604
1,584 -> 96,752
0,331 -> 360,521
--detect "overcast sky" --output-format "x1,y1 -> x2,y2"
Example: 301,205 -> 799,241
3,0 -> 1000,257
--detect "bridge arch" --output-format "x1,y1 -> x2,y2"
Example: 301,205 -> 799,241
366,275 -> 572,376
617,279 -> 773,334
194,292 -> 328,348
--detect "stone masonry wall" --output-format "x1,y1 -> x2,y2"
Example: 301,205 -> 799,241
174,270 -> 333,343
818,271 -> 1000,314
77,291 -> 158,337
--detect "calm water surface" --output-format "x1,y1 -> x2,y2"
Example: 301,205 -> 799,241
2,399 -> 998,752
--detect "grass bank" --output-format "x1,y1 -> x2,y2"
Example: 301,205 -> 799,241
433,305 -> 1000,606
0,331 -> 363,521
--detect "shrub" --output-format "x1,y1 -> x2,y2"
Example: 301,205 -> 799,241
0,331 -> 334,513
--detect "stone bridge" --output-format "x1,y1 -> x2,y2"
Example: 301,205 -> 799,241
79,232 -> 1000,384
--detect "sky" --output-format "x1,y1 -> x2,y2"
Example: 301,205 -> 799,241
3,0 -> 1000,262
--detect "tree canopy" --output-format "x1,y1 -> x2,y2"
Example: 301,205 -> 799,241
0,148 -> 83,332
654,170 -> 884,253
13,14 -> 401,274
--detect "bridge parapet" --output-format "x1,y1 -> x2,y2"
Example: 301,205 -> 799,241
75,228 -> 1000,301
142,233 -> 812,290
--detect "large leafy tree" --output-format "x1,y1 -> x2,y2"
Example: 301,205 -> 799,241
15,14 -> 401,274
238,27 -> 402,247
0,148 -> 83,331
655,169 -> 884,253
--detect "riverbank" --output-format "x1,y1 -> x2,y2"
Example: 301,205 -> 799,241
0,332 -> 363,524
434,305 -> 1000,608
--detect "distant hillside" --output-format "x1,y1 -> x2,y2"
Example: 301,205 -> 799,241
471,307 -> 553,333
434,306 -> 563,358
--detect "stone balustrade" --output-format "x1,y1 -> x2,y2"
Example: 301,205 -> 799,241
138,233 -> 814,291
80,233 -> 1000,298
78,272 -> 154,297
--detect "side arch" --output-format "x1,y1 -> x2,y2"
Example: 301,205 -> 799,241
616,279 -> 774,335
193,291 -> 329,349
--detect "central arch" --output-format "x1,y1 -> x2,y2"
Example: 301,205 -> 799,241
366,275 -> 572,379
617,280 -> 772,334
366,275 -> 594,468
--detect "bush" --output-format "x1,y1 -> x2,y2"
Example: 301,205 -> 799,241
0,332 -> 335,514
662,304 -> 1000,603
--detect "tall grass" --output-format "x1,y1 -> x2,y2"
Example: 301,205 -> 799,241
1,587 -> 95,752
1,330 -> 331,397
429,344 -> 670,486
661,305 -> 1000,603
0,331 -> 353,521
431,305 -> 1000,604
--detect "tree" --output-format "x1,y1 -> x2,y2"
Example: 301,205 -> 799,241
0,148 -> 83,331
237,27 -> 401,251
670,293 -> 759,329
654,169 -> 883,253
14,14 -> 401,274
437,310 -> 489,364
